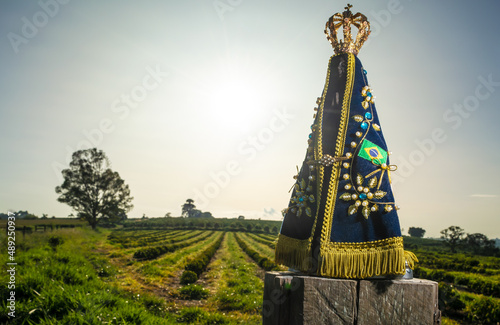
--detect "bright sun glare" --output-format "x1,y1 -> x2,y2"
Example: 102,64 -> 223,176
204,66 -> 267,135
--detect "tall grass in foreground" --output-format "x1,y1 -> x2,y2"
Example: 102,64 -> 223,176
212,233 -> 263,318
0,228 -> 177,324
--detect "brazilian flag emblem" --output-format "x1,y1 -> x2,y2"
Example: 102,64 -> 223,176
358,139 -> 387,165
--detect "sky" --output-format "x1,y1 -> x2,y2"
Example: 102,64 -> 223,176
1,0 -> 499,239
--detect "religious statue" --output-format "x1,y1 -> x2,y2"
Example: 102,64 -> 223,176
275,4 -> 417,279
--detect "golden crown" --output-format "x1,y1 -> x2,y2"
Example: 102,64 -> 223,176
325,4 -> 371,55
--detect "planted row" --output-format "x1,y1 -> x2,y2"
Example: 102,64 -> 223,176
417,252 -> 500,275
439,282 -> 500,324
133,231 -> 214,260
415,267 -> 500,298
108,229 -> 165,243
132,230 -> 204,249
181,232 -> 225,284
246,232 -> 276,249
233,232 -> 280,271
253,232 -> 278,242
109,230 -> 194,248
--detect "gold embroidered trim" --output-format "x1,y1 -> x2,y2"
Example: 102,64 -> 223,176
321,53 -> 355,244
324,236 -> 403,251
309,54 -> 334,240
275,233 -> 312,272
319,236 -> 406,278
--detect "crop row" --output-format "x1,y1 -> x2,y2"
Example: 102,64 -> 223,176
109,230 -> 195,248
133,231 -> 215,260
417,252 -> 500,276
129,230 -> 204,249
233,232 -> 279,271
0,228 -> 180,324
123,229 -> 187,246
109,229 -> 185,242
211,232 -> 264,317
253,232 -> 278,242
238,232 -> 276,261
439,282 -> 500,324
181,232 -> 225,284
108,229 -> 166,242
415,266 -> 500,298
245,232 -> 276,249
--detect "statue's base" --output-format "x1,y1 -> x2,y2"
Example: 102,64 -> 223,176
263,271 -> 440,325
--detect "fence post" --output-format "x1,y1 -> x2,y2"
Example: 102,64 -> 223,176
263,271 -> 440,325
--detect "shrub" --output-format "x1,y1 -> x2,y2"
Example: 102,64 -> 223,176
465,295 -> 500,324
183,233 -> 224,277
178,284 -> 209,300
185,260 -> 205,276
133,231 -> 214,260
48,235 -> 64,251
180,270 -> 198,285
233,233 -> 279,271
178,307 -> 205,323
413,266 -> 428,279
438,282 -> 465,313
177,307 -> 228,324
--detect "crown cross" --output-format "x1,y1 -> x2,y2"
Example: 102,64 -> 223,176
324,4 -> 371,55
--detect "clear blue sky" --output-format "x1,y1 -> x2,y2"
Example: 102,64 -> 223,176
1,0 -> 499,238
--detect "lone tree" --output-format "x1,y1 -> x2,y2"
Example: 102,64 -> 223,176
181,199 -> 212,218
440,226 -> 465,253
55,148 -> 133,230
408,227 -> 426,238
181,199 -> 196,218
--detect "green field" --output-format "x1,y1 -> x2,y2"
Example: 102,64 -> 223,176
405,236 -> 500,324
1,220 -> 499,324
0,219 -> 284,324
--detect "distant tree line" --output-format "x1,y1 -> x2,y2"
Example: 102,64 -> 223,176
407,225 -> 498,256
440,225 -> 498,256
0,211 -> 50,220
123,216 -> 280,234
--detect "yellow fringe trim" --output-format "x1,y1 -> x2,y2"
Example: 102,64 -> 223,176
404,250 -> 419,269
275,234 -> 312,272
319,237 -> 405,279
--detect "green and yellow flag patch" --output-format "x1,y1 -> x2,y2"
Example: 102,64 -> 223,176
358,139 -> 387,165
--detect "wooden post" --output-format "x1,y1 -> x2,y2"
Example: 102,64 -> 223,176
263,272 -> 440,325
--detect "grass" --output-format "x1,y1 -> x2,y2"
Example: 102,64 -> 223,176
405,235 -> 500,323
12,226 -> 500,324
138,231 -> 221,279
208,233 -> 263,322
100,231 -> 223,297
0,228 -> 178,324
